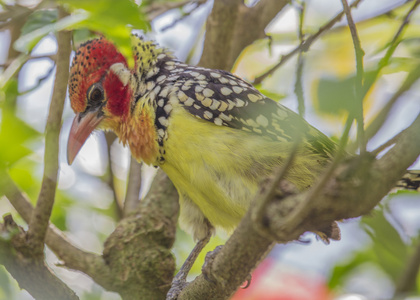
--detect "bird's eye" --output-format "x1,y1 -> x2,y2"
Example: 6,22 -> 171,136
87,84 -> 104,104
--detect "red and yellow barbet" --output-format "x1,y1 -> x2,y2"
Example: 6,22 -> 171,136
68,34 -> 340,240
67,34 -> 420,298
67,34 -> 342,297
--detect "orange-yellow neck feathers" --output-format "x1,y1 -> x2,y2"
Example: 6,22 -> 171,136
102,109 -> 159,165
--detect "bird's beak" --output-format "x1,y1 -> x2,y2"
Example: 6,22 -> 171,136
67,111 -> 104,165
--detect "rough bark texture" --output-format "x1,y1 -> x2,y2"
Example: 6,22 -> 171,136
199,0 -> 290,70
180,114 -> 420,299
0,216 -> 79,300
102,170 -> 179,299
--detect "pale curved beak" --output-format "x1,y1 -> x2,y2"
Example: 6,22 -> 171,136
67,111 -> 104,165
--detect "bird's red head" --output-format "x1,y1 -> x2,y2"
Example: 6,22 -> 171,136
67,37 -> 133,164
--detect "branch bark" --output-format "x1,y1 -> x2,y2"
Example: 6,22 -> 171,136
180,113 -> 420,299
27,8 -> 71,255
199,0 -> 289,71
0,215 -> 79,300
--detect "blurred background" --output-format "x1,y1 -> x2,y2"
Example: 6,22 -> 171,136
1,0 -> 420,299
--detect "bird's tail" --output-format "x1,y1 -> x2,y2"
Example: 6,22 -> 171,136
396,170 -> 420,191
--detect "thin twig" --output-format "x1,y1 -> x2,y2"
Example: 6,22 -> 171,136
104,131 -> 123,220
253,0 -> 364,85
284,115 -> 353,224
159,1 -> 207,32
251,139 -> 300,240
341,0 -> 366,154
27,8 -> 71,255
294,0 -> 306,117
19,62 -> 56,96
181,113 -> 420,300
123,157 -> 142,217
145,0 -> 207,20
355,66 -> 420,154
377,0 -> 420,73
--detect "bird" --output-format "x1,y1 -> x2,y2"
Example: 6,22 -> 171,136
67,34 -> 342,297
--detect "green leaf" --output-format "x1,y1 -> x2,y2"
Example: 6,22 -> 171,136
0,266 -> 13,299
361,208 -> 408,282
316,75 -> 357,115
14,12 -> 88,53
21,9 -> 58,36
328,251 -> 374,289
0,80 -> 40,168
255,85 -> 286,102
315,71 -> 377,116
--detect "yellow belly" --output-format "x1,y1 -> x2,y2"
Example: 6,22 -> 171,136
161,107 -> 326,234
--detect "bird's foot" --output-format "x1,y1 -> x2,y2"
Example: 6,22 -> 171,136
166,231 -> 212,299
202,245 -> 223,284
166,274 -> 189,300
240,274 -> 252,289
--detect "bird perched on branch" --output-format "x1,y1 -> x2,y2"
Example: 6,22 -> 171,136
67,34 -> 341,296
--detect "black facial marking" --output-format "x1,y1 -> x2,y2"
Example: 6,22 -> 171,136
86,83 -> 104,107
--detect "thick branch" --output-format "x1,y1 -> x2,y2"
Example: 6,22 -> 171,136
199,0 -> 289,71
0,173 -> 113,287
181,114 -> 420,299
27,8 -> 71,254
103,170 -> 179,299
0,215 -> 79,300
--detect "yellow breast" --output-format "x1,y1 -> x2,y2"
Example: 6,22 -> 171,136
160,105 -> 326,231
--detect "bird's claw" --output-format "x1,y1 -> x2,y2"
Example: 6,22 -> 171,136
202,245 -> 223,284
166,277 -> 189,300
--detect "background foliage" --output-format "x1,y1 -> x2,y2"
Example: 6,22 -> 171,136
0,0 -> 419,299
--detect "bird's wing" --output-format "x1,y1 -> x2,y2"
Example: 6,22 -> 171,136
167,66 -> 336,157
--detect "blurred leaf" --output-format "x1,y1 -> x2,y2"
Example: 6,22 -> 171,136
315,70 -> 378,116
328,251 -> 373,289
0,54 -> 27,89
0,266 -> 12,299
329,207 -> 410,289
14,12 -> 88,53
8,157 -> 39,201
51,191 -> 73,231
316,75 -> 356,115
361,208 -> 408,282
72,28 -> 97,47
21,9 -> 58,35
0,80 -> 40,169
380,57 -> 420,75
255,85 -> 286,102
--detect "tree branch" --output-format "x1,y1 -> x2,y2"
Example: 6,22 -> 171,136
123,156 -> 142,217
253,0 -> 364,85
0,215 -> 79,300
27,8 -> 71,255
103,170 -> 179,298
199,0 -> 289,71
0,172 -> 113,288
181,113 -> 420,298
104,131 -> 123,220
341,0 -> 366,154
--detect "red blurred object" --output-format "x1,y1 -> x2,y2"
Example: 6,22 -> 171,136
231,258 -> 333,300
